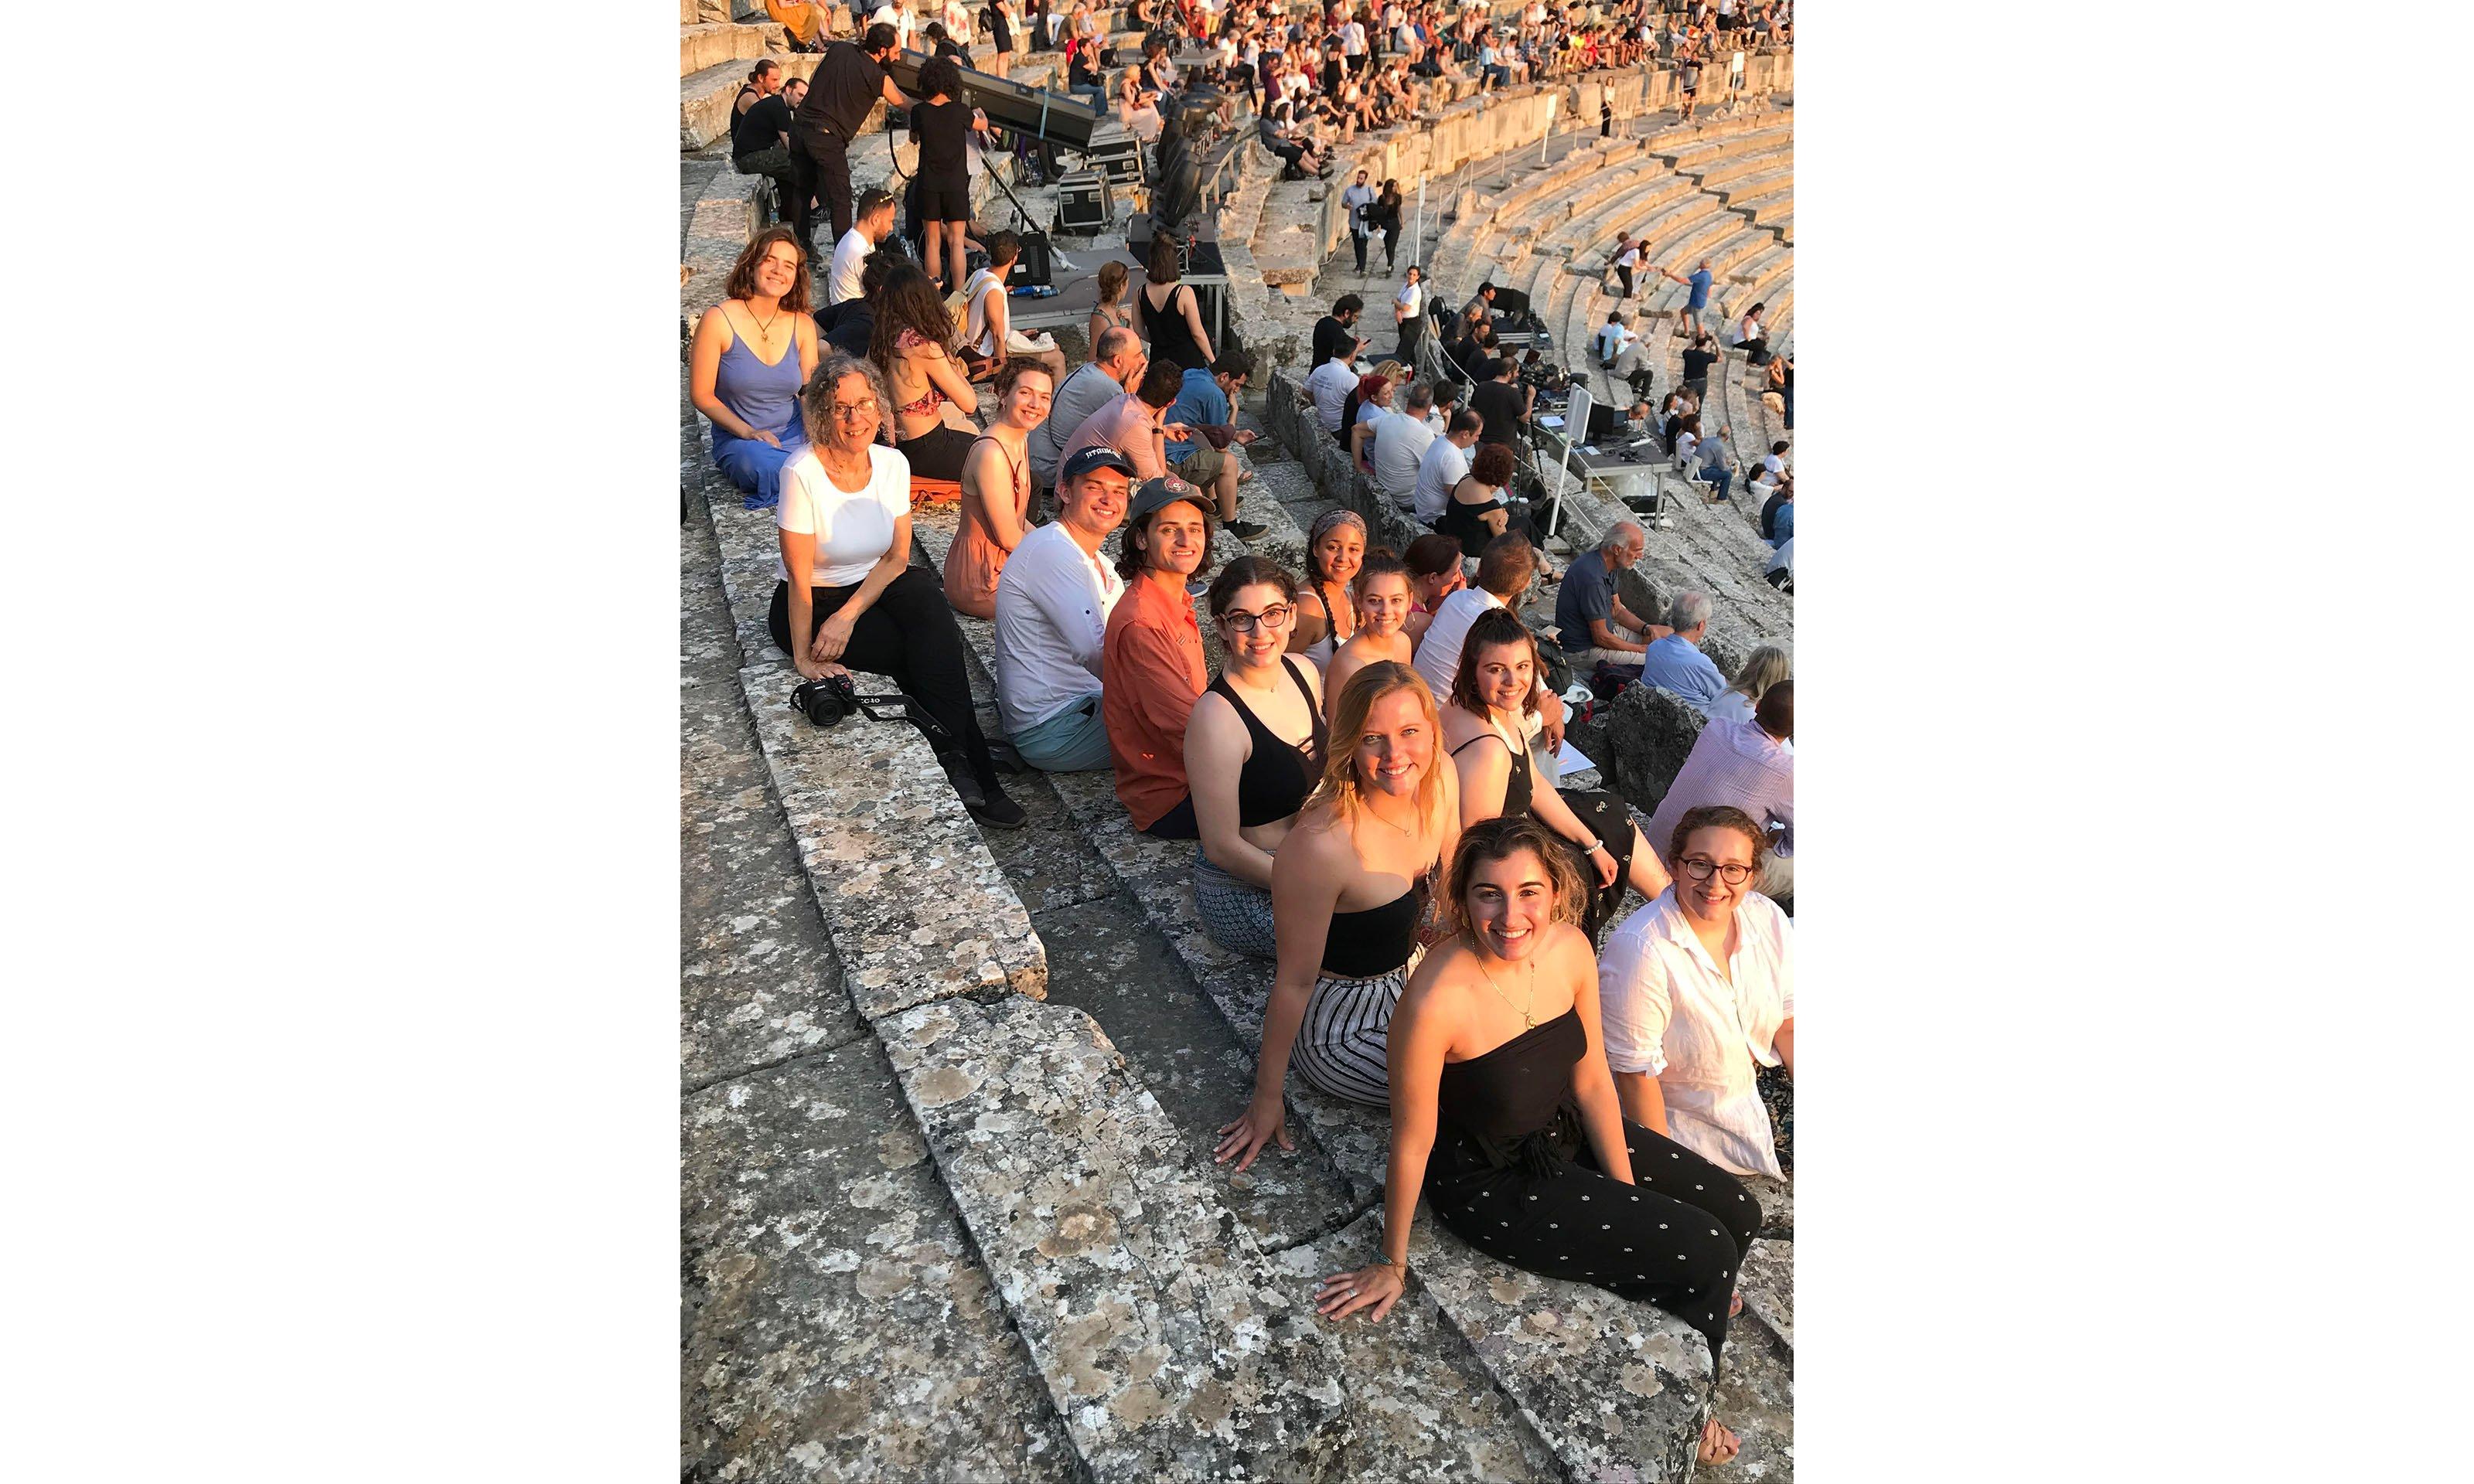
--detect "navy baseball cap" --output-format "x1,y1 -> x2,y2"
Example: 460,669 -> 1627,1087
1127,474 -> 1215,527
1060,444 -> 1139,482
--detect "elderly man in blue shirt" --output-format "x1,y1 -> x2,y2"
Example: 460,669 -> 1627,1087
1635,590 -> 1729,715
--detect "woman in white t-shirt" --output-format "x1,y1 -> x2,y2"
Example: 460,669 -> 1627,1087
1392,264 -> 1426,362
1705,645 -> 1790,739
772,353 -> 1024,826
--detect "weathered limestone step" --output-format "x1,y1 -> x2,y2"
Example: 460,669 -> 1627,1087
683,638 -> 869,1087
1030,896 -> 1365,1250
881,993 -> 1352,1480
1707,1303 -> 1797,1479
681,1043 -> 1079,1482
1736,1237 -> 1794,1350
734,659 -> 1048,1018
680,19 -> 784,79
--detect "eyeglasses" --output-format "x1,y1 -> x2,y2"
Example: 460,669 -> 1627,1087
830,400 -> 879,420
1219,604 -> 1294,633
1678,857 -> 1754,885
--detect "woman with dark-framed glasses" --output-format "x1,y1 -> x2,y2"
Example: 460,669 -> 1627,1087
1593,805 -> 1794,1181
1181,557 -> 1327,958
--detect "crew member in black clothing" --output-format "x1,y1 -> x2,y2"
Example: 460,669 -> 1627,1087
908,55 -> 990,291
791,23 -> 911,252
1311,295 -> 1369,370
731,61 -> 799,228
1468,356 -> 1532,451
1679,331 -> 1720,399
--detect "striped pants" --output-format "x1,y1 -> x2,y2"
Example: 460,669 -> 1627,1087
1290,948 -> 1423,1106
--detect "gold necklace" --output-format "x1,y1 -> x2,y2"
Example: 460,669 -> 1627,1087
742,301 -> 782,343
1469,934 -> 1538,1029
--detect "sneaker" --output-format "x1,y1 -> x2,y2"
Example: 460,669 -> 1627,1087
968,787 -> 1028,829
1225,518 -> 1269,539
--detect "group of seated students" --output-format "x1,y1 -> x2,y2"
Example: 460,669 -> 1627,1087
693,184 -> 1791,1472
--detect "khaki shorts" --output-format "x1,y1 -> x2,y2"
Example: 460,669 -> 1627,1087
1177,440 -> 1228,488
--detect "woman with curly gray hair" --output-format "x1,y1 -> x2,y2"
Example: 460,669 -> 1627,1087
768,352 -> 1024,827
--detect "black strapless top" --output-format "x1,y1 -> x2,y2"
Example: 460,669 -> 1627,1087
1320,883 -> 1422,979
1436,1006 -> 1586,1179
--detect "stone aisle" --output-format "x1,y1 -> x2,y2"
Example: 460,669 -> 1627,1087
678,461 -> 1079,1481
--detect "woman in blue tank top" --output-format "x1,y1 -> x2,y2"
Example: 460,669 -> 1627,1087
690,226 -> 820,509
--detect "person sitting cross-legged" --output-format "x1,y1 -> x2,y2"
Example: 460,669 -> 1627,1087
770,353 -> 1023,826
991,444 -> 1137,771
690,227 -> 821,510
1102,474 -> 1218,837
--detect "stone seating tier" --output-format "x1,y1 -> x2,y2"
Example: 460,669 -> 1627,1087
901,492 -> 1774,1483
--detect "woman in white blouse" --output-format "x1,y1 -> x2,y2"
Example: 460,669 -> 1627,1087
772,352 -> 1023,827
1594,804 -> 1794,1179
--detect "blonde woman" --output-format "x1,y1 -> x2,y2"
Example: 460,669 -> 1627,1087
1705,644 -> 1791,735
1215,662 -> 1462,1171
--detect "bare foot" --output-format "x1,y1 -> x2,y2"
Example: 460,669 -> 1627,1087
1698,1416 -> 1741,1466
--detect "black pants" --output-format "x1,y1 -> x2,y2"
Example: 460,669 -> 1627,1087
1426,1114 -> 1760,1365
1558,788 -> 1641,941
1352,232 -> 1369,271
1142,794 -> 1200,839
1395,317 -> 1423,366
734,148 -> 799,228
1740,338 -> 1770,366
768,567 -> 998,789
792,132 -> 855,247
896,425 -> 977,482
1613,264 -> 1634,298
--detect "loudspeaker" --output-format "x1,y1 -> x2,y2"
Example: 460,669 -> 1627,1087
1055,170 -> 1113,233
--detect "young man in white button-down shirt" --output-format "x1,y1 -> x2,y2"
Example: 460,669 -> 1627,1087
993,444 -> 1135,771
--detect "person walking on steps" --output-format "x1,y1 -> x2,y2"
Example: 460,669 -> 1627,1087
1342,169 -> 1378,274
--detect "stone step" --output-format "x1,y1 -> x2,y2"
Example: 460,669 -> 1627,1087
681,1041 -> 1082,1481
1693,145 -> 1794,194
681,19 -> 784,80
883,991 -> 1356,1479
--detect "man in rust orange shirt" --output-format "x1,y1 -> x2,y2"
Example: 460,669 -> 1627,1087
1102,475 -> 1215,837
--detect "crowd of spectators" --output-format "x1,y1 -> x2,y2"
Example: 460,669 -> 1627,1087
696,9 -> 1792,1465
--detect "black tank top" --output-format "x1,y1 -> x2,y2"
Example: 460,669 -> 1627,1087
1436,1006 -> 1586,1176
1208,656 -> 1326,826
1140,280 -> 1208,371
1320,883 -> 1421,979
1449,723 -> 1532,819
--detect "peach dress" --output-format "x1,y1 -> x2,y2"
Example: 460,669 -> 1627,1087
943,432 -> 1030,618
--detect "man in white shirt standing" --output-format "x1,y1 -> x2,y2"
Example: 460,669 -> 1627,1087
1370,382 -> 1440,515
826,189 -> 896,306
1412,407 -> 1481,528
1303,347 -> 1358,437
993,445 -> 1136,771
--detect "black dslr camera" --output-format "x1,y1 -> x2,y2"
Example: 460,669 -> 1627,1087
790,672 -> 860,727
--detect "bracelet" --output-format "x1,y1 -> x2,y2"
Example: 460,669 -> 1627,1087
1582,838 -> 1606,855
1370,1252 -> 1401,1270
